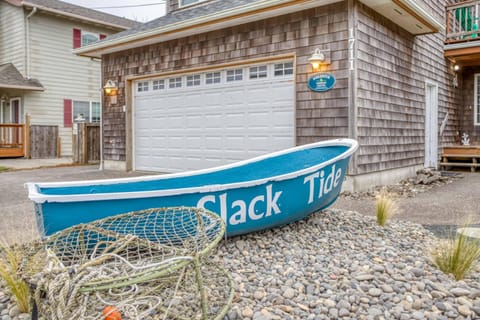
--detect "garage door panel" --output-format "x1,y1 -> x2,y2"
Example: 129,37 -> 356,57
134,62 -> 295,172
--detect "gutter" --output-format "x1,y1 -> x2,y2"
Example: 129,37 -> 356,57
74,0 -> 338,57
21,1 -> 132,30
25,6 -> 37,79
0,84 -> 44,91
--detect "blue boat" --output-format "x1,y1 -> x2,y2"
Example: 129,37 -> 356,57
27,139 -> 358,237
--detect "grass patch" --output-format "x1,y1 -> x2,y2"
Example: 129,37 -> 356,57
431,224 -> 480,281
0,166 -> 10,173
375,189 -> 397,227
0,242 -> 31,313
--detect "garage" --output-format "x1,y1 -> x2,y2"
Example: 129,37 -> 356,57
133,60 -> 295,172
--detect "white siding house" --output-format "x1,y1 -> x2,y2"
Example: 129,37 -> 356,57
0,0 -> 137,157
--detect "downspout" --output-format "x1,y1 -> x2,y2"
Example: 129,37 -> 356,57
25,7 -> 37,79
99,61 -> 104,171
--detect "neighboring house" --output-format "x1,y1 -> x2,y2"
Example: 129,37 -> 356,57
76,0 -> 465,191
0,0 -> 138,158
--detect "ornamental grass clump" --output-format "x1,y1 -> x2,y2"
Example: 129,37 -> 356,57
431,226 -> 480,281
375,189 -> 397,227
0,242 -> 31,313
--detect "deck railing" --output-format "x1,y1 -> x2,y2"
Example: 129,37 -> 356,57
0,124 -> 25,157
446,1 -> 480,44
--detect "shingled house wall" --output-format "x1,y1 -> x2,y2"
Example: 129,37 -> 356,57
102,0 -> 460,183
102,2 -> 351,164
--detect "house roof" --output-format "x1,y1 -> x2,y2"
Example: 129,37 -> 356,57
75,0 -> 329,57
0,63 -> 44,91
6,0 -> 139,30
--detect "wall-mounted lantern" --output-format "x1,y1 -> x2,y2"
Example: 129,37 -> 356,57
103,80 -> 118,104
309,48 -> 331,71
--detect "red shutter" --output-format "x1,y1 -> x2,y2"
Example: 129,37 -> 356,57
99,34 -> 106,40
64,99 -> 72,127
73,28 -> 81,48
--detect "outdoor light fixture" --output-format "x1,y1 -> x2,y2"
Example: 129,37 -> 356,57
453,64 -> 460,72
309,48 -> 330,70
103,80 -> 118,104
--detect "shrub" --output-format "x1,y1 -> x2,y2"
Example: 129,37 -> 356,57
0,242 -> 31,313
431,227 -> 480,281
375,189 -> 397,227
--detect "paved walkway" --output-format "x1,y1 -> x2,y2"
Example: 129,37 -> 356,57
0,157 -> 73,170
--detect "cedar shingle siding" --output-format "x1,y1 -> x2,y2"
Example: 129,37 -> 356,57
102,0 -> 459,177
102,3 -> 350,163
354,2 -> 459,174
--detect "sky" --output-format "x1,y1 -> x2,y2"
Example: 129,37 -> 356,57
62,0 -> 167,22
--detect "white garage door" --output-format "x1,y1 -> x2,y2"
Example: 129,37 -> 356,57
133,61 -> 295,172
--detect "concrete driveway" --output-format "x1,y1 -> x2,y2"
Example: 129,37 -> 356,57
0,165 -> 148,244
0,164 -> 479,243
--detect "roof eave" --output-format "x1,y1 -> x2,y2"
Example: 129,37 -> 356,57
21,1 -> 132,30
74,0 -> 341,58
0,84 -> 45,91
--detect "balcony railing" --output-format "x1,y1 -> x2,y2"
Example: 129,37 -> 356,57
0,124 -> 25,157
446,1 -> 480,44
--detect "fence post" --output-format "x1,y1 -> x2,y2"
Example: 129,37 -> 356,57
25,114 -> 31,159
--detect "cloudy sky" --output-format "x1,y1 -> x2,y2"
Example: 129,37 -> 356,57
62,0 -> 167,22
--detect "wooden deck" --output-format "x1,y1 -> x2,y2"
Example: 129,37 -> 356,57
0,124 -> 26,158
441,146 -> 480,172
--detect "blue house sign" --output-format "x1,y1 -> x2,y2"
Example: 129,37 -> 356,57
308,73 -> 336,92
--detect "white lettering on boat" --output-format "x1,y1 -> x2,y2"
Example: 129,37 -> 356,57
303,165 -> 342,204
197,184 -> 282,225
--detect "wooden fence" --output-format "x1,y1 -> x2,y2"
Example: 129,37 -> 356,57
73,123 -> 100,164
29,125 -> 59,158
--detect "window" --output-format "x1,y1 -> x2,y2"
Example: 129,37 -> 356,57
169,77 -> 182,88
0,100 -> 7,124
153,80 -> 165,90
180,0 -> 205,7
227,69 -> 243,82
206,72 -> 221,84
249,65 -> 267,79
73,101 -> 101,123
137,81 -> 149,92
274,62 -> 294,76
475,74 -> 480,126
187,75 -> 201,87
73,28 -> 105,49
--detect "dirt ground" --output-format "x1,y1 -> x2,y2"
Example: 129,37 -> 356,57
333,172 -> 480,236
0,165 -> 479,243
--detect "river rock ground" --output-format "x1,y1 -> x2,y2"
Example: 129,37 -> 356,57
0,168 -> 479,319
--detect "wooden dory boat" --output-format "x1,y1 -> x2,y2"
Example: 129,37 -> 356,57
27,139 -> 358,237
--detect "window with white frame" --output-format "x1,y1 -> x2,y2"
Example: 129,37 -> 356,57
169,77 -> 182,88
249,65 -> 268,79
186,75 -> 201,87
73,101 -> 101,123
153,80 -> 165,90
138,81 -> 149,92
227,69 -> 243,82
475,74 -> 480,126
274,62 -> 294,76
206,72 -> 221,84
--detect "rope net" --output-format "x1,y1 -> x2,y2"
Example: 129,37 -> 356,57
22,207 -> 233,320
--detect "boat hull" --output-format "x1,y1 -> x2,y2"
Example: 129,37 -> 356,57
29,139 -> 358,237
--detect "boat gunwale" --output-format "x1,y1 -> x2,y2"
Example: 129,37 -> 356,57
26,139 -> 358,204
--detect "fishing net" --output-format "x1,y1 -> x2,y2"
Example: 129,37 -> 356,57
22,207 -> 234,320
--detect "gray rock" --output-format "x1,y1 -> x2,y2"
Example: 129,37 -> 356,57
282,288 -> 295,299
368,288 -> 382,297
450,287 -> 471,297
